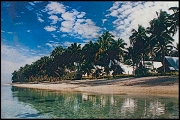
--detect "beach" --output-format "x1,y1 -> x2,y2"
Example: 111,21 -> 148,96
11,76 -> 179,97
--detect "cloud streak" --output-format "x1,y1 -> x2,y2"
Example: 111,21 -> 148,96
45,41 -> 60,49
106,1 -> 179,46
44,26 -> 56,32
44,2 -> 66,15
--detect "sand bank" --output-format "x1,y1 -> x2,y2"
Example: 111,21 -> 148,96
11,76 -> 179,97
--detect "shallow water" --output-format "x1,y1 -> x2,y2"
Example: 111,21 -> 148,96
1,85 -> 179,118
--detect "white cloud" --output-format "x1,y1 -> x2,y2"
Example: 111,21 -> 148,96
60,20 -> 74,33
46,41 -> 60,49
46,43 -> 53,48
44,2 -> 101,40
106,1 -> 179,46
45,2 -> 66,15
77,12 -> 86,18
49,15 -> 61,24
72,9 -> 80,16
51,33 -> 57,38
61,34 -> 67,37
14,22 -> 23,25
1,44 -> 42,83
37,45 -> 41,48
73,20 -> 101,39
26,5 -> 33,11
7,32 -> 13,34
59,8 -> 101,39
27,30 -> 31,32
110,10 -> 119,17
29,2 -> 35,6
61,12 -> 74,21
76,19 -> 86,24
102,19 -> 107,24
37,17 -> 44,22
109,2 -> 121,11
62,41 -> 73,47
44,26 -> 56,32
47,42 -> 55,46
61,21 -> 74,28
33,1 -> 43,4
60,27 -> 71,33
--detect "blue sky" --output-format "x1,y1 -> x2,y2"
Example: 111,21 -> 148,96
1,1 -> 179,83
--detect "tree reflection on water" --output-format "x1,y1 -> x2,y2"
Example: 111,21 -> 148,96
11,86 -> 179,119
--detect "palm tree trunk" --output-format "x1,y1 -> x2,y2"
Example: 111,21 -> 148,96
142,53 -> 145,67
133,65 -> 135,75
142,53 -> 145,75
152,60 -> 154,72
162,47 -> 166,73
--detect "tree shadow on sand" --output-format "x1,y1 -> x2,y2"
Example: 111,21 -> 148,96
68,76 -> 178,87
123,76 -> 179,87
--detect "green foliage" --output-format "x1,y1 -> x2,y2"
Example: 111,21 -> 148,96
135,68 -> 151,77
114,74 -> 135,78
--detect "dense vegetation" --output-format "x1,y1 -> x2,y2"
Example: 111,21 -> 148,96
12,7 -> 179,83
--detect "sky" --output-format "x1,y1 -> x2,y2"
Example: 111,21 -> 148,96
1,1 -> 179,84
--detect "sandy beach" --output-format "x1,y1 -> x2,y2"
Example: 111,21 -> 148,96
11,76 -> 179,97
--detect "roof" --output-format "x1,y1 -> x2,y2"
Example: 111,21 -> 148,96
165,56 -> 179,70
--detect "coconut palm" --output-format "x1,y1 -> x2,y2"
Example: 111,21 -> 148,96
81,41 -> 98,76
129,25 -> 148,68
174,43 -> 179,51
50,45 -> 64,58
111,38 -> 127,62
168,7 -> 179,36
170,43 -> 179,57
64,43 -> 82,79
12,70 -> 18,83
147,10 -> 174,72
96,31 -> 115,76
125,46 -> 139,75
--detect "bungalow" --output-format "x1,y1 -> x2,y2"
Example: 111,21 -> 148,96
111,60 -> 134,75
144,61 -> 162,73
157,56 -> 179,72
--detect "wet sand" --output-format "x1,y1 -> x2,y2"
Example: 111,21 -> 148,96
11,76 -> 179,97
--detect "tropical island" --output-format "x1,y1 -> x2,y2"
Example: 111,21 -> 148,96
11,7 -> 179,97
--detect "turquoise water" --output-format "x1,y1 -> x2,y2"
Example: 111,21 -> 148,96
1,85 -> 179,119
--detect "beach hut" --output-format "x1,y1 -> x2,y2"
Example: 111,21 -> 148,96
157,56 -> 179,72
144,61 -> 162,73
112,60 -> 134,75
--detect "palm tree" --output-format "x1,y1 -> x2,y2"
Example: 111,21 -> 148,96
81,41 -> 98,77
175,43 -> 179,51
125,46 -> 139,75
66,43 -> 82,79
97,31 -> 114,51
12,70 -> 18,83
170,43 -> 179,57
168,7 -> 179,36
96,31 -> 115,76
111,38 -> 127,62
129,25 -> 148,69
50,45 -> 64,58
147,10 -> 174,72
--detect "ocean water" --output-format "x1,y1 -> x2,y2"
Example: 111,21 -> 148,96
1,84 -> 179,119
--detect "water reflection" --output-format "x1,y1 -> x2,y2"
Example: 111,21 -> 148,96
121,97 -> 137,118
149,100 -> 165,116
11,86 -> 179,119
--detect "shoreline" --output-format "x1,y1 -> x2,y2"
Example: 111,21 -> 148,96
11,76 -> 179,98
